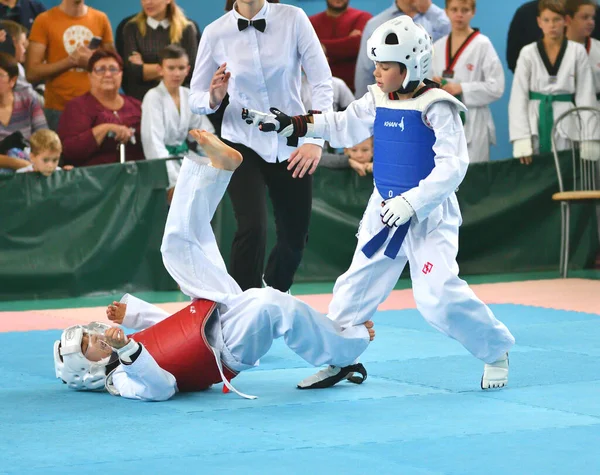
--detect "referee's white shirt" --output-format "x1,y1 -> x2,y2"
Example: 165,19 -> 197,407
189,1 -> 333,163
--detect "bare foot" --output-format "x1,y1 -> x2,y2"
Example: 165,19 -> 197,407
189,129 -> 243,171
106,301 -> 126,325
364,320 -> 375,341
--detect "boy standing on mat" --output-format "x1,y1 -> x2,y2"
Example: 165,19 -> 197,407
243,16 -> 515,390
53,131 -> 374,402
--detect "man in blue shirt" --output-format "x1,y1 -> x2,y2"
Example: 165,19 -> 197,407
0,0 -> 46,30
354,0 -> 450,97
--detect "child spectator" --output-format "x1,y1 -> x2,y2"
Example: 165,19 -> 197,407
431,0 -> 504,163
509,0 -> 597,165
141,45 -> 214,199
16,128 -> 70,175
566,0 -> 600,100
320,136 -> 373,175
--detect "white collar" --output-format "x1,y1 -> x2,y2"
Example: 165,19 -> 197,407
232,0 -> 269,22
147,16 -> 170,30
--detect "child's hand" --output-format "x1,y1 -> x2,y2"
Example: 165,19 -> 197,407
104,327 -> 129,349
432,76 -> 443,84
63,165 -> 74,171
106,301 -> 126,324
519,156 -> 533,165
349,158 -> 367,176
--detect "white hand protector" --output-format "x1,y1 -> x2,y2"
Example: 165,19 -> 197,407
580,140 -> 600,161
380,195 -> 415,228
241,108 -> 278,129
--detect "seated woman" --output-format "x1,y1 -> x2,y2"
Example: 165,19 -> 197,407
122,0 -> 198,101
0,52 -> 47,174
58,50 -> 144,167
141,45 -> 214,199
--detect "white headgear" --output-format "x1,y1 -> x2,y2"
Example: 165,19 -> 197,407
367,16 -> 433,92
53,322 -> 112,391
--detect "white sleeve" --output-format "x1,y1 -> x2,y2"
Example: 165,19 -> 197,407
120,294 -> 172,330
575,46 -> 597,109
461,41 -> 505,108
508,48 -> 533,150
141,90 -> 170,160
401,101 -> 469,222
335,78 -> 356,111
110,345 -> 177,402
311,91 -> 375,148
189,31 -> 220,116
297,9 -> 333,148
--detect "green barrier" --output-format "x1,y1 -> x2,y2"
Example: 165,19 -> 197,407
0,160 -> 174,301
0,154 -> 597,301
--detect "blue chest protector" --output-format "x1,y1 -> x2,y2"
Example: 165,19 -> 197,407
362,106 -> 436,259
373,108 -> 436,199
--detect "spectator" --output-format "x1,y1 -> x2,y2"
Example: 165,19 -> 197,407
309,1 -> 372,92
507,0 -> 600,73
0,51 -> 45,173
0,20 -> 42,102
141,45 -> 214,200
58,49 -> 143,167
0,0 -> 45,30
121,0 -> 198,101
566,0 -> 600,99
355,0 -> 451,97
190,0 -> 333,293
25,0 -> 114,131
16,128 -> 70,175
431,0 -> 504,163
321,136 -> 374,175
508,0 -> 596,165
0,52 -> 46,141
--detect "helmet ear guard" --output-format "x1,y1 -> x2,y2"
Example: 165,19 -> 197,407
367,16 -> 433,93
53,323 -> 112,391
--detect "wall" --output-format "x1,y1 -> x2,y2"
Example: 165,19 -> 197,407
47,0 -> 530,160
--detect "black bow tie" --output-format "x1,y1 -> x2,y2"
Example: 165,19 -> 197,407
238,18 -> 266,33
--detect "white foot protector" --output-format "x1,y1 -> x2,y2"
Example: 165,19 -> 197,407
297,364 -> 367,390
481,353 -> 509,389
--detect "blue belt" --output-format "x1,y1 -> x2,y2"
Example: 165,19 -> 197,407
362,220 -> 410,259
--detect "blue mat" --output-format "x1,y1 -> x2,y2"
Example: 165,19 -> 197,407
0,304 -> 598,474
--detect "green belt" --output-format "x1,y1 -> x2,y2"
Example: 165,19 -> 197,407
165,142 -> 189,156
528,91 -> 574,154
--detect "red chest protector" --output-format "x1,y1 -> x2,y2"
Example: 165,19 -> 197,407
129,299 -> 238,392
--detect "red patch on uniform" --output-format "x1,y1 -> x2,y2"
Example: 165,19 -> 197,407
422,262 -> 434,274
466,63 -> 475,71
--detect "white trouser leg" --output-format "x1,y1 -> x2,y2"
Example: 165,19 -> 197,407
406,201 -> 515,364
328,190 -> 408,329
221,288 -> 370,369
161,158 -> 242,301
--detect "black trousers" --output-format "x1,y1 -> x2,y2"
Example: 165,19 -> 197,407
223,139 -> 312,292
